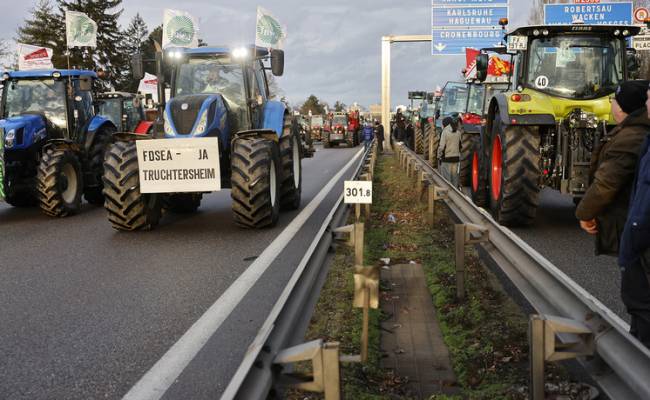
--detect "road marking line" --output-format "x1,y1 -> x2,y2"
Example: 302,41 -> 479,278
122,148 -> 364,400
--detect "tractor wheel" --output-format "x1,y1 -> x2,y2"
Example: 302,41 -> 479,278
279,118 -> 302,211
488,118 -> 540,226
102,141 -> 162,231
5,190 -> 37,207
84,127 -> 114,205
231,137 -> 281,228
414,125 -> 424,154
469,137 -> 488,207
429,127 -> 441,167
323,135 -> 331,148
422,123 -> 432,160
166,193 -> 202,213
37,148 -> 83,217
458,131 -> 474,187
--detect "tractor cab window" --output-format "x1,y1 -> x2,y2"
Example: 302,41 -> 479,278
525,35 -> 623,99
97,98 -> 122,130
440,83 -> 468,118
72,79 -> 94,137
4,79 -> 67,133
175,57 -> 245,107
466,85 -> 485,116
123,99 -> 144,131
332,115 -> 347,126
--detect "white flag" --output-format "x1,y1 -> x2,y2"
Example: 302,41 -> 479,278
138,72 -> 159,103
163,9 -> 199,49
255,6 -> 287,49
66,11 -> 97,48
17,44 -> 54,70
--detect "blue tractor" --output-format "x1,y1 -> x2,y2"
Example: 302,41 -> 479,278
0,70 -> 116,216
103,46 -> 307,230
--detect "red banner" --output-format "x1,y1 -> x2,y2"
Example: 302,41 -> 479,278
465,48 -> 480,79
487,56 -> 511,77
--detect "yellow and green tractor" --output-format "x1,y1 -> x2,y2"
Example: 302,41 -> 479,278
471,23 -> 641,226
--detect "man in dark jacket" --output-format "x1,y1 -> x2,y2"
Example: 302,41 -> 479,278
374,120 -> 385,153
618,98 -> 650,348
576,80 -> 650,256
577,80 -> 650,348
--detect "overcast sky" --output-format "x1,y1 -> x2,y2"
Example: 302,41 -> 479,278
0,0 -> 531,109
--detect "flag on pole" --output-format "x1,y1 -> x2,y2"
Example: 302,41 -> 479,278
17,44 -> 54,70
138,72 -> 159,103
65,11 -> 97,48
163,9 -> 199,49
255,6 -> 287,49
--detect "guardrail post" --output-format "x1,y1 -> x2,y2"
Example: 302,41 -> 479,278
427,186 -> 448,224
354,265 -> 379,362
273,339 -> 341,400
455,223 -> 489,301
529,315 -> 594,400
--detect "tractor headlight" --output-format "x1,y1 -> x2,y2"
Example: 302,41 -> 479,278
5,129 -> 15,148
193,110 -> 209,135
163,112 -> 174,136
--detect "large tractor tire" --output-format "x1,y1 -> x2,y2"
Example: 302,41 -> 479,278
103,141 -> 162,231
469,137 -> 488,208
166,193 -> 202,213
429,127 -> 441,167
414,125 -> 424,154
488,118 -> 540,226
458,132 -> 474,187
84,127 -> 114,205
323,134 -> 331,148
37,148 -> 83,217
422,123 -> 433,160
279,118 -> 303,210
231,137 -> 281,228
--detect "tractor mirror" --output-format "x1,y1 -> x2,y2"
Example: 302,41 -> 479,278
476,54 -> 489,82
79,76 -> 92,91
626,48 -> 640,73
131,53 -> 144,81
271,49 -> 284,77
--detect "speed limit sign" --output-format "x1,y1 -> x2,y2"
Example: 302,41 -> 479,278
635,7 -> 649,23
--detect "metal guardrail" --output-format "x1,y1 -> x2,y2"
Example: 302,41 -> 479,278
221,141 -> 377,399
396,143 -> 650,400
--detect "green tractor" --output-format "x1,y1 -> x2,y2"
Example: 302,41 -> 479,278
472,23 -> 641,226
407,91 -> 428,155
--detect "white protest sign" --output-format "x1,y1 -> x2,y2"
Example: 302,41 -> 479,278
17,44 -> 54,70
255,6 -> 287,49
344,181 -> 372,204
66,11 -> 97,48
163,9 -> 199,49
137,72 -> 159,103
136,138 -> 220,193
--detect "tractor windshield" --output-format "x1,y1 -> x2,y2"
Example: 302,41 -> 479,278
332,116 -> 347,126
525,35 -> 623,99
175,57 -> 246,107
97,98 -> 122,129
466,85 -> 485,115
440,82 -> 469,117
4,79 -> 67,129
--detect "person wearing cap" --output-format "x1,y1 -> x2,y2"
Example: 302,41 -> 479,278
576,80 -> 650,255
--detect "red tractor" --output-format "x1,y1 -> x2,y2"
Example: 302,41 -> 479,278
323,112 -> 358,148
347,110 -> 361,146
95,92 -> 155,135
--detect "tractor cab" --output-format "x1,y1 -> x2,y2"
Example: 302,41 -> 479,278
96,92 -> 152,134
436,82 -> 469,133
1,70 -> 97,148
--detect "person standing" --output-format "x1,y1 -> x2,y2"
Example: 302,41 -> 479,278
575,80 -> 650,347
437,116 -> 461,186
362,122 -> 374,149
374,120 -> 385,153
618,84 -> 650,349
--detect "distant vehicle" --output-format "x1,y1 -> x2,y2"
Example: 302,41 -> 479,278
310,115 -> 324,140
95,92 -> 154,135
324,112 -> 357,148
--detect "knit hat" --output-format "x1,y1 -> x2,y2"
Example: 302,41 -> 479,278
615,80 -> 650,114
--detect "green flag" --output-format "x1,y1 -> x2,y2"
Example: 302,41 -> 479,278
65,10 -> 97,48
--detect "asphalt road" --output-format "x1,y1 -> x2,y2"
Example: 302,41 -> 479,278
0,143 -> 362,400
511,188 -> 628,321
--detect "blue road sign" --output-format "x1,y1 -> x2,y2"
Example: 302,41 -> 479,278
432,0 -> 508,5
433,5 -> 508,28
432,28 -> 505,55
544,2 -> 633,25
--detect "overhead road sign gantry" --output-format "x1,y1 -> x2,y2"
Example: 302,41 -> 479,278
544,2 -> 633,25
432,28 -> 505,55
432,5 -> 509,29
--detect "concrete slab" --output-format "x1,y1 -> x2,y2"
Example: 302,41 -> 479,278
380,263 -> 458,398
